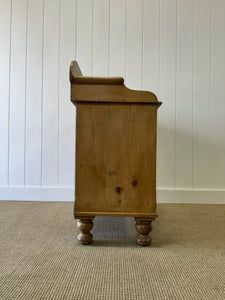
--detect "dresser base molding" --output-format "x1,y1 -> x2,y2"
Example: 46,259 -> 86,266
74,212 -> 157,218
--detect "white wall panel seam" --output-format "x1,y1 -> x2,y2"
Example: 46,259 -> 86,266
9,0 -> 27,185
41,0 -> 45,186
91,0 -> 94,75
192,0 -> 195,189
75,0 -> 77,59
24,0 -> 29,186
209,0 -> 212,190
7,0 -> 13,186
108,0 -> 110,76
141,0 -> 143,90
57,0 -> 61,187
158,0 -> 161,97
124,0 -> 127,79
8,0 -> 12,186
0,0 -> 11,185
42,0 -> 60,185
175,0 -> 178,188
193,0 -> 211,188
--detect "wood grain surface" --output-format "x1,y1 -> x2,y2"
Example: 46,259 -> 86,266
74,103 -> 158,217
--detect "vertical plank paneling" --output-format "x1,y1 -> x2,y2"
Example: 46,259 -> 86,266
175,0 -> 194,188
93,0 -> 109,76
193,0 -> 211,188
157,0 -> 177,188
76,0 -> 93,75
109,0 -> 126,77
126,0 -> 142,89
58,0 -> 76,186
25,0 -> 43,186
0,0 -> 11,186
9,0 -> 27,186
211,0 -> 225,188
142,0 -> 160,94
1,0 -> 225,197
42,0 -> 60,186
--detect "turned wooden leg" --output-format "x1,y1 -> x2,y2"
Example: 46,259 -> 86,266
76,218 -> 94,245
135,219 -> 153,246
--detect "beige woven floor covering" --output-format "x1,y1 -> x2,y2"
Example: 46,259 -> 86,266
0,202 -> 224,300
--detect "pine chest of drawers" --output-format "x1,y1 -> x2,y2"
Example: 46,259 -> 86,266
70,61 -> 161,246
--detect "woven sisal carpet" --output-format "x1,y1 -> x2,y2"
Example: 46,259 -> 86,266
0,202 -> 224,299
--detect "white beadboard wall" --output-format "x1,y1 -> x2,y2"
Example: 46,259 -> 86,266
1,0 -> 225,204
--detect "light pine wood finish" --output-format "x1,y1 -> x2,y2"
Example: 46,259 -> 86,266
70,61 -> 161,246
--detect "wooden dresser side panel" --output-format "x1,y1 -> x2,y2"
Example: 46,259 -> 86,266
74,103 -> 157,215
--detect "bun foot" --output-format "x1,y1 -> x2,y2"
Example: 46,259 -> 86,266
135,219 -> 153,246
76,218 -> 94,245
